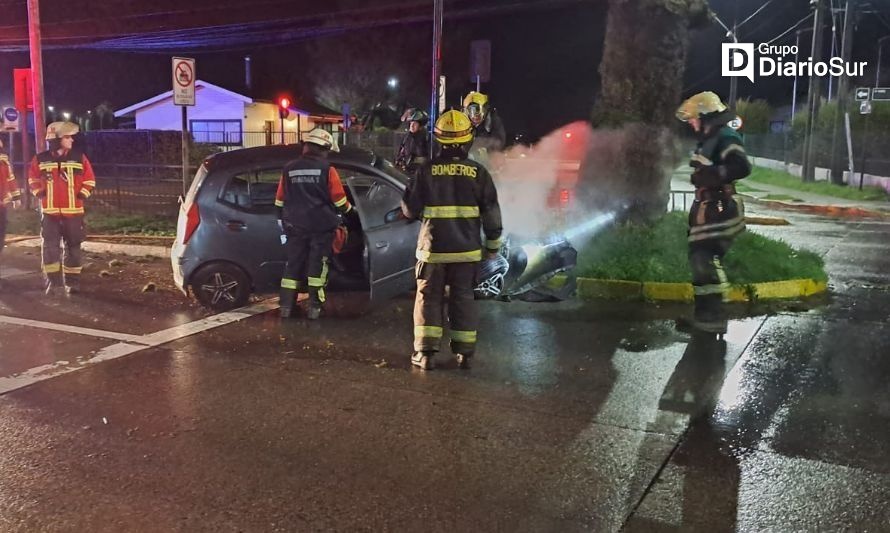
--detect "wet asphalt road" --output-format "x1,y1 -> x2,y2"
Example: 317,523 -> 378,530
0,210 -> 888,532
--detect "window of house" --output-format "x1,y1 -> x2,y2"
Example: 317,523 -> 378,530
191,120 -> 243,146
221,168 -> 281,210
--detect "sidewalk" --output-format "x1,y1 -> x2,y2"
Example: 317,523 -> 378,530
671,168 -> 890,218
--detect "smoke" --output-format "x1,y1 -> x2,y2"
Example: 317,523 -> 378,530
487,121 -> 681,241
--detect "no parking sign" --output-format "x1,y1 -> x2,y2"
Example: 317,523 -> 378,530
2,107 -> 19,132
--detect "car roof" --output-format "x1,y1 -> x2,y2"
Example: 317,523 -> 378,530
204,143 -> 377,169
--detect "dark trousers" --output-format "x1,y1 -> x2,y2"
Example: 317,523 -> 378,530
279,230 -> 334,311
688,239 -> 731,322
413,261 -> 478,356
41,214 -> 85,287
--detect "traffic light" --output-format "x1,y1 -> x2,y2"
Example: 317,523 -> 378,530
278,97 -> 290,119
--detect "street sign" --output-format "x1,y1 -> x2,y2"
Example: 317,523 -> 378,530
438,75 -> 446,114
2,107 -> 20,131
728,115 -> 744,130
469,40 -> 491,83
860,101 -> 873,115
855,87 -> 871,101
873,88 -> 890,101
172,57 -> 196,106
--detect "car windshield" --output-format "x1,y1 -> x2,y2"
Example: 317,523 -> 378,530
374,157 -> 411,186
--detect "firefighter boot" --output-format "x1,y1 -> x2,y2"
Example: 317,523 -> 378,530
306,304 -> 322,321
65,275 -> 80,295
279,287 -> 297,318
45,273 -> 63,296
455,353 -> 471,369
411,351 -> 435,370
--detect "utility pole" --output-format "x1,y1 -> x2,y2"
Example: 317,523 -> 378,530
27,0 -> 46,151
429,0 -> 443,158
829,0 -> 856,185
802,0 -> 827,183
728,19 -> 739,107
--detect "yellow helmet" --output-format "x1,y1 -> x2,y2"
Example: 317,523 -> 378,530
462,91 -> 489,126
434,110 -> 474,145
462,91 -> 489,109
45,121 -> 80,140
675,92 -> 727,121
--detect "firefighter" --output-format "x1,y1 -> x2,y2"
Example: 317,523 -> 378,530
275,128 -> 354,320
28,122 -> 96,295
675,92 -> 751,335
1,138 -> 23,289
462,91 -> 506,160
395,108 -> 430,177
402,110 -> 503,370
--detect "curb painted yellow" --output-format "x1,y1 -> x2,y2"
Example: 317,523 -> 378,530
744,215 -> 790,226
641,282 -> 693,301
557,276 -> 828,302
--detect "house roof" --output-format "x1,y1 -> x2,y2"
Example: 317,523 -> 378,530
114,80 -> 343,121
114,80 -> 253,118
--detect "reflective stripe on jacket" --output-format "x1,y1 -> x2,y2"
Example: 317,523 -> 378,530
0,153 -> 21,206
275,155 -> 351,233
28,149 -> 96,216
403,155 -> 503,264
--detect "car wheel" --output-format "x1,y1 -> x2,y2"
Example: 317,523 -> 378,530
190,262 -> 251,311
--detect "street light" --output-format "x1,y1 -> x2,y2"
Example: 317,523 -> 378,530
387,77 -> 398,89
47,105 -> 54,112
62,111 -> 71,120
877,36 -> 890,87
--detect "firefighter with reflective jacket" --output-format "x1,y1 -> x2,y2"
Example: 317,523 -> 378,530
1,138 -> 23,289
675,92 -> 751,334
395,108 -> 430,177
462,91 -> 506,162
402,110 -> 503,370
275,129 -> 354,320
28,122 -> 96,295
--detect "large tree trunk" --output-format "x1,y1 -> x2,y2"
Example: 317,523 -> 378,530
584,0 -> 708,223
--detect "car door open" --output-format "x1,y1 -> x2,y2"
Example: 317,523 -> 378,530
342,172 -> 419,304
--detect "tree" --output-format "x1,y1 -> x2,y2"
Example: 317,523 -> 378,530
735,99 -> 772,135
93,102 -> 115,130
586,0 -> 710,222
307,30 -> 428,126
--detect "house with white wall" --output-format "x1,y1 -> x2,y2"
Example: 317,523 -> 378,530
113,80 -> 342,149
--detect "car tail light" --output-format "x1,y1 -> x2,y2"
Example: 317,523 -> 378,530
560,188 -> 571,207
182,202 -> 200,244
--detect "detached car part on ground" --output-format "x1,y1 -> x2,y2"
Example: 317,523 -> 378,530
172,144 -> 579,312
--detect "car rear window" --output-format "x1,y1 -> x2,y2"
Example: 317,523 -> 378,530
221,168 -> 281,210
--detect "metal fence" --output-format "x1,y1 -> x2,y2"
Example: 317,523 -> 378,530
745,132 -> 890,177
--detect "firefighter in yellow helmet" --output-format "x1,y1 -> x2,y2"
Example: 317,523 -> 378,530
462,91 -> 506,160
401,110 -> 503,370
28,121 -> 97,295
675,91 -> 751,335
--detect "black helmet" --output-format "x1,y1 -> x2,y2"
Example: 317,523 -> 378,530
403,108 -> 429,126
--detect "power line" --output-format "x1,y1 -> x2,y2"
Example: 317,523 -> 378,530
764,12 -> 815,45
738,0 -> 776,28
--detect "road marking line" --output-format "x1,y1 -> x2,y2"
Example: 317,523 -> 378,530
140,299 -> 279,346
0,299 -> 278,396
0,315 -> 150,344
0,343 -> 145,395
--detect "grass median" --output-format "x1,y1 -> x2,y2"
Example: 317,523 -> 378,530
574,211 -> 827,284
5,208 -> 176,237
747,166 -> 888,202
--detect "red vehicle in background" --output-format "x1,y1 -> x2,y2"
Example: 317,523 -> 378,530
485,121 -> 589,233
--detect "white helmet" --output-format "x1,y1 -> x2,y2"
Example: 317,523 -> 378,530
304,128 -> 339,152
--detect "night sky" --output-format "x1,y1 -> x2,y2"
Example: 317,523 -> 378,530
2,0 -> 889,140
